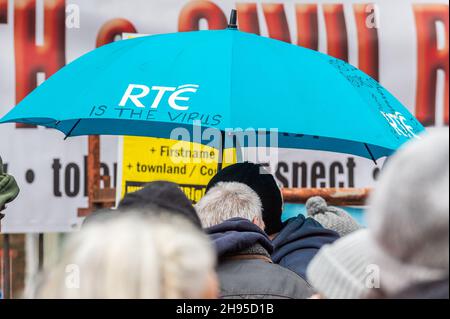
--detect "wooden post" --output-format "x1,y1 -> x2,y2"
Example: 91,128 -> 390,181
78,136 -> 116,217
282,188 -> 371,206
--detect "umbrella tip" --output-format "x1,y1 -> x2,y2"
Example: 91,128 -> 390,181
227,9 -> 238,30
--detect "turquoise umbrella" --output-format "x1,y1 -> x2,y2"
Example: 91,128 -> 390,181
0,13 -> 424,162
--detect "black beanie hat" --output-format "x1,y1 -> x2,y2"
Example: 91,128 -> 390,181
118,181 -> 202,228
206,162 -> 283,235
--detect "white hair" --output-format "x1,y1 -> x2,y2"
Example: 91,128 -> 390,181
196,182 -> 263,228
28,212 -> 215,299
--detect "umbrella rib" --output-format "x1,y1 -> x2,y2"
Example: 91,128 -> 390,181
364,143 -> 378,165
64,119 -> 82,140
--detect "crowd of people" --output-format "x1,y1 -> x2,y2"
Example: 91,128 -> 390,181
2,129 -> 448,299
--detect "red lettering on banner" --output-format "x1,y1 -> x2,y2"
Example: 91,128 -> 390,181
414,4 -> 449,126
262,3 -> 291,43
323,4 -> 349,62
14,0 -> 66,128
96,19 -> 137,47
0,0 -> 7,23
354,4 -> 379,81
236,3 -> 260,35
178,0 -> 227,31
296,4 -> 319,50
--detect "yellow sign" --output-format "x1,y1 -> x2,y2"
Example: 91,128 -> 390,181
120,136 -> 236,203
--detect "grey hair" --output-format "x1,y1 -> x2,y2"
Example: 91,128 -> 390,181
28,212 -> 215,299
195,182 -> 263,228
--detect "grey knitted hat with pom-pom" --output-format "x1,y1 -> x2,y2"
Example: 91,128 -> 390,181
306,196 -> 361,237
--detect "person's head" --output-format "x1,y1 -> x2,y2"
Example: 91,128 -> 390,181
367,128 -> 449,296
307,129 -> 449,299
306,229 -> 379,299
306,196 -> 361,237
0,156 -> 20,231
118,181 -> 202,228
196,182 -> 264,229
206,162 -> 283,235
31,212 -> 218,299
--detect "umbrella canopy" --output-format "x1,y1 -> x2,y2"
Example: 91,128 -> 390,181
0,28 -> 424,161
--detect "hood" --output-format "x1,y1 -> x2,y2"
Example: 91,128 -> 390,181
206,218 -> 273,258
272,215 -> 339,264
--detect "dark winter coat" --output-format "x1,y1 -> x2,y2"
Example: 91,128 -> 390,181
271,215 -> 340,280
207,218 -> 314,299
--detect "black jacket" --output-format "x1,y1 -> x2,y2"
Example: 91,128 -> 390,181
271,215 -> 340,280
207,218 -> 313,299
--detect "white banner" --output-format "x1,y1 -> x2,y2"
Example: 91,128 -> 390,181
0,0 -> 448,233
